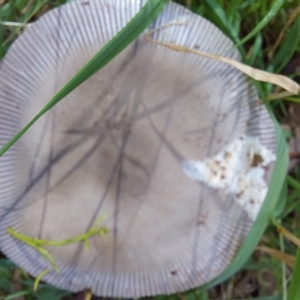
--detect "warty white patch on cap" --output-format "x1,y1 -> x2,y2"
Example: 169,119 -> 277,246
182,135 -> 276,220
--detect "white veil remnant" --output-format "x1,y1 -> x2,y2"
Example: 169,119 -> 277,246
0,0 -> 276,297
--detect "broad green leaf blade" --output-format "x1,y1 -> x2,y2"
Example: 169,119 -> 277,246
203,85 -> 289,288
287,247 -> 300,300
0,0 -> 168,157
235,0 -> 284,48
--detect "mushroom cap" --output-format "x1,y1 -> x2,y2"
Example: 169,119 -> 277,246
0,0 -> 276,297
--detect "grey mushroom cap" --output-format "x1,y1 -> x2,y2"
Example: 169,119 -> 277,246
0,0 -> 276,297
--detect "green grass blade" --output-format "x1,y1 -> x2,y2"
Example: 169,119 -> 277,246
273,178 -> 287,218
287,247 -> 300,300
282,97 -> 300,104
271,15 -> 300,73
226,0 -> 241,21
287,175 -> 300,191
202,0 -> 237,42
247,33 -> 263,66
235,296 -> 281,300
4,290 -> 31,300
0,0 -> 168,157
235,0 -> 284,47
201,0 -> 245,57
2,0 -> 46,47
204,85 -> 289,288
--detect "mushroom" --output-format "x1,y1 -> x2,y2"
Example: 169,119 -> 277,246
0,0 -> 276,297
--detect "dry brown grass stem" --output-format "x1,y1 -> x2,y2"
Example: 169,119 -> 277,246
268,3 -> 300,59
278,226 -> 300,247
145,23 -> 300,94
256,246 -> 295,268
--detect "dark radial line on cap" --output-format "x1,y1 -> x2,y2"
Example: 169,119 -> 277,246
38,8 -> 64,238
68,130 -> 131,269
0,137 -> 88,219
38,110 -> 56,238
111,126 -> 131,295
29,114 -> 51,181
140,100 -> 184,163
189,183 -> 206,280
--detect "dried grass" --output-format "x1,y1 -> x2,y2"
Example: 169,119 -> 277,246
145,24 -> 300,94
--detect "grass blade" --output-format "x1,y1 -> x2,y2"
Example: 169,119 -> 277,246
4,290 -> 31,300
271,15 -> 300,73
247,33 -> 263,66
287,247 -> 300,300
0,0 -> 168,157
204,84 -> 289,288
2,0 -> 46,47
268,3 -> 300,59
236,296 -> 281,300
256,246 -> 295,268
235,0 -> 284,47
202,0 -> 238,42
